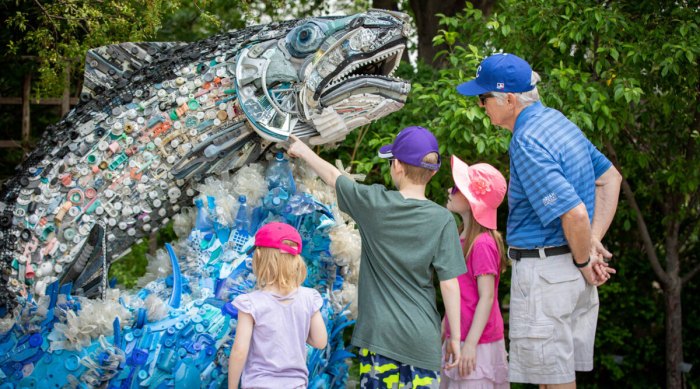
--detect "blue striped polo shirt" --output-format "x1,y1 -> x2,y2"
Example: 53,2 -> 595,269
507,102 -> 612,248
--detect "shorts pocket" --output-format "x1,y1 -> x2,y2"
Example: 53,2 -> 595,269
539,267 -> 583,317
509,261 -> 532,319
510,323 -> 553,369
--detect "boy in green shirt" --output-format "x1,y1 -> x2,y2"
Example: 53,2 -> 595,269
287,126 -> 466,388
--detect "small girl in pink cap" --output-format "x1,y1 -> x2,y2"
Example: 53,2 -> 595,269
228,222 -> 328,389
442,156 -> 509,389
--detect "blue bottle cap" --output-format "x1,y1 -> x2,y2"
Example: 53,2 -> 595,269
221,302 -> 238,318
28,333 -> 42,347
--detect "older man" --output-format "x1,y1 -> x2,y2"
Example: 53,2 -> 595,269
456,53 -> 622,388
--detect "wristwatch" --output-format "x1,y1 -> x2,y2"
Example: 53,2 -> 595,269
573,256 -> 591,268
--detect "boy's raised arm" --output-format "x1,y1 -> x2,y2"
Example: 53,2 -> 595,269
286,135 -> 342,187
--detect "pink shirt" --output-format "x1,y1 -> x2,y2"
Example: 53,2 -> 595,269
445,233 -> 504,344
233,287 -> 323,388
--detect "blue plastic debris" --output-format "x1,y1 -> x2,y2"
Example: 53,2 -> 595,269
0,156 -> 355,388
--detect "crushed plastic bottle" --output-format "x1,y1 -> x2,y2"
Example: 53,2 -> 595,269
265,151 -> 296,194
288,193 -> 317,216
262,187 -> 289,215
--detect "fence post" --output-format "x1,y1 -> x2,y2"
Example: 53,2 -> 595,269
21,73 -> 31,151
61,64 -> 71,116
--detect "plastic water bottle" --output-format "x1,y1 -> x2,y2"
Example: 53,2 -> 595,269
194,198 -> 213,232
265,152 -> 296,194
234,195 -> 250,235
263,187 -> 289,214
229,195 -> 252,253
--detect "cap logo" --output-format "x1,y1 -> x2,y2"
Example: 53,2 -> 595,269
475,65 -> 482,78
496,82 -> 505,89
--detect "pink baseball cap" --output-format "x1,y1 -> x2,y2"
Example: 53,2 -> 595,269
451,155 -> 506,230
254,222 -> 303,255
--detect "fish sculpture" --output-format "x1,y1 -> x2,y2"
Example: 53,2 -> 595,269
0,161 -> 362,388
0,9 -> 411,314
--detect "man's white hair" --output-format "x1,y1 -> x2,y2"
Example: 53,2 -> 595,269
492,71 -> 541,107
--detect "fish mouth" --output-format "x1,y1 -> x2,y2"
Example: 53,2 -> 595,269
317,42 -> 406,99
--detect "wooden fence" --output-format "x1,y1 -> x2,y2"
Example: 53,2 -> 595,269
0,60 -> 79,152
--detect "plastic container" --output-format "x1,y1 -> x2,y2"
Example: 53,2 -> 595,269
265,151 -> 296,194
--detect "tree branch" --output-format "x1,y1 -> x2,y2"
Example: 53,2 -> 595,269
682,262 -> 700,285
605,141 -> 670,286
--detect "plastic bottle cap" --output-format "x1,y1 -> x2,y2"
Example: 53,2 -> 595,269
64,355 -> 81,371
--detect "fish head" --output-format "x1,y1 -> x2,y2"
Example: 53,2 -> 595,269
236,10 -> 411,143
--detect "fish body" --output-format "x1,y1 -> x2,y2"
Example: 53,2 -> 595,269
0,10 -> 411,314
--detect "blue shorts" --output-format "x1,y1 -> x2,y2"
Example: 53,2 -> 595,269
358,348 -> 440,388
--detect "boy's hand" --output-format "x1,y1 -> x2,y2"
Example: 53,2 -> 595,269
282,135 -> 342,187
285,135 -> 311,159
444,338 -> 461,370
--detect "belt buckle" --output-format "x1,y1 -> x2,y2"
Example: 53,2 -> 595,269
507,247 -> 521,261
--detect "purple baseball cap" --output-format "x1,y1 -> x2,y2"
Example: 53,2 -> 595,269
378,126 -> 441,171
456,53 -> 535,96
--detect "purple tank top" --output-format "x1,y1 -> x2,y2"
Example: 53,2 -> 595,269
232,286 -> 323,388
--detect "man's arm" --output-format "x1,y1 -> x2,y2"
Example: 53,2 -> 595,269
590,166 -> 622,260
286,135 -> 342,187
561,203 -> 615,285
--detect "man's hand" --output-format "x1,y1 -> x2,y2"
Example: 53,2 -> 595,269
444,338 -> 461,370
579,257 -> 616,286
459,341 -> 477,378
589,237 -> 616,282
590,237 -> 612,262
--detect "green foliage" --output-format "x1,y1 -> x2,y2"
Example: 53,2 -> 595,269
109,223 -> 176,289
4,0 -> 185,97
109,238 -> 150,289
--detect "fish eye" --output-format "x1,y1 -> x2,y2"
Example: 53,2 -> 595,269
286,23 -> 324,57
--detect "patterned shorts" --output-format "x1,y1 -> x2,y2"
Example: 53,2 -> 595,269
358,348 -> 440,388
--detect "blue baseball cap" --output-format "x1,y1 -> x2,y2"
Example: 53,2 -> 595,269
378,126 -> 441,170
456,53 -> 535,96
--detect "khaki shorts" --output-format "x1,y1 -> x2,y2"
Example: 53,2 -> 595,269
508,253 -> 599,384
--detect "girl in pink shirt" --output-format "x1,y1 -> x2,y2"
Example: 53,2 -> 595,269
228,222 -> 328,389
442,156 -> 509,389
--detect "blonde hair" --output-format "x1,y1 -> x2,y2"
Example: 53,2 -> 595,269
402,152 -> 439,185
252,240 -> 307,293
460,212 -> 507,274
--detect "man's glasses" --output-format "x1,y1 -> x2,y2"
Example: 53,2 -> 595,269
478,93 -> 496,106
450,186 -> 460,195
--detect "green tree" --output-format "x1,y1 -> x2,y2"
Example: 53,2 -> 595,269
399,0 -> 699,387
3,0 -> 187,97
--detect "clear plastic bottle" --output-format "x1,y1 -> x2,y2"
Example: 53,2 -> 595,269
229,195 -> 252,253
263,187 -> 289,214
265,151 -> 296,194
194,197 -> 213,232
234,195 -> 250,236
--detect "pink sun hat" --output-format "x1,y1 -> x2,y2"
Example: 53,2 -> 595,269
451,155 -> 507,230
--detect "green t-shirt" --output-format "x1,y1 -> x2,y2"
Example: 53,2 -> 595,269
335,175 -> 466,371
